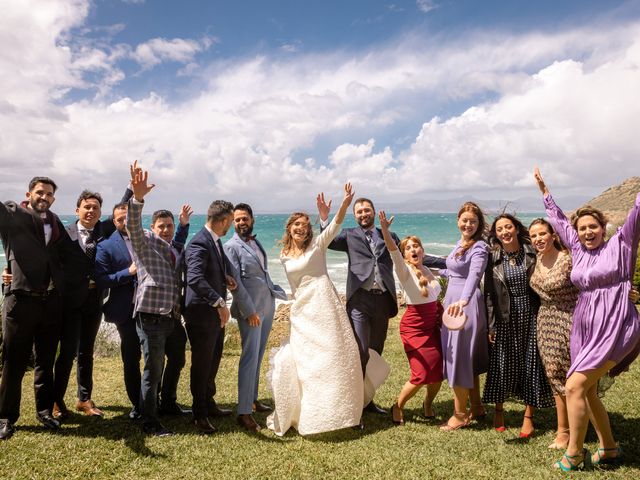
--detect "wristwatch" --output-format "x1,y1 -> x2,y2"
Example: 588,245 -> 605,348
212,298 -> 226,308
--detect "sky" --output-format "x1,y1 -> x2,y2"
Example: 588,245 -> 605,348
2,0 -> 640,213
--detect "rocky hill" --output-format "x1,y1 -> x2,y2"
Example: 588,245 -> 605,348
582,176 -> 640,226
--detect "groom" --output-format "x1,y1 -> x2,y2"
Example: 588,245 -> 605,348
319,196 -> 399,416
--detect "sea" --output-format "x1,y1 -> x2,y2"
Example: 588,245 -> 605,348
1,213 -> 544,294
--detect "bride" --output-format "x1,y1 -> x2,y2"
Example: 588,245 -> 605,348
267,183 -> 388,436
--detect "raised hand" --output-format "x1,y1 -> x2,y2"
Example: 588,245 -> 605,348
179,204 -> 194,226
534,167 -> 549,196
131,168 -> 155,202
342,182 -> 355,207
129,160 -> 142,182
316,192 -> 332,222
378,210 -> 395,232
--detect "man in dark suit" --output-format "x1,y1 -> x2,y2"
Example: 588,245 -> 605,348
94,201 -> 191,419
0,177 -> 66,440
53,189 -> 132,419
319,196 -> 399,416
184,200 -> 253,434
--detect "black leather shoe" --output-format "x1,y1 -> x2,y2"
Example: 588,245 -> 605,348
252,401 -> 273,413
142,421 -> 173,437
36,413 -> 61,431
0,420 -> 15,440
237,414 -> 261,433
129,408 -> 142,420
193,417 -> 217,435
158,402 -> 192,416
364,401 -> 387,415
207,401 -> 232,417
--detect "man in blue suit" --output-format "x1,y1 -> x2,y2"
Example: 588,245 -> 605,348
184,200 -> 254,434
224,203 -> 286,432
94,200 -> 191,420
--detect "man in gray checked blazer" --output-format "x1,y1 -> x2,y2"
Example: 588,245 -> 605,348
126,166 -> 183,437
224,203 -> 287,432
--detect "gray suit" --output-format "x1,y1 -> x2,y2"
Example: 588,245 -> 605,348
224,233 -> 286,415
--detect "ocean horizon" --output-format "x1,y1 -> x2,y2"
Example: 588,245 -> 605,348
1,212 -> 544,294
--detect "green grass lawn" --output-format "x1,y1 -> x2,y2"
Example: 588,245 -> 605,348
1,316 -> 639,480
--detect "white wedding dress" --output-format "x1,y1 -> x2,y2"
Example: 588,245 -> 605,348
266,216 -> 389,436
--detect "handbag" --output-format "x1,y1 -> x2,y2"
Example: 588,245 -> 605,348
442,309 -> 467,331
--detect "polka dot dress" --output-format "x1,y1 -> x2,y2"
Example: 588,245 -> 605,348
482,247 -> 554,408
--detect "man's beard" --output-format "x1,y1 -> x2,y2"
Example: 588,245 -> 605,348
357,217 -> 374,229
29,198 -> 50,213
236,223 -> 254,238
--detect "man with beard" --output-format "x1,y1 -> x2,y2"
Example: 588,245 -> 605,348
319,196 -> 400,418
0,177 -> 66,440
95,201 -> 192,420
224,203 -> 286,432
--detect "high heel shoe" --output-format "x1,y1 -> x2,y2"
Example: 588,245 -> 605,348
553,448 -> 591,471
391,403 -> 404,426
547,428 -> 569,450
519,414 -> 534,438
493,407 -> 505,432
591,445 -> 623,466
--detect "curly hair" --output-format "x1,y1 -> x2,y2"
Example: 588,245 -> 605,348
456,201 -> 487,258
399,236 -> 431,298
280,212 -> 313,256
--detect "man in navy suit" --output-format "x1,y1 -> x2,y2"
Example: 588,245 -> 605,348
94,200 -> 191,419
319,196 -> 399,416
53,188 -> 134,419
184,200 -> 254,434
224,203 -> 286,432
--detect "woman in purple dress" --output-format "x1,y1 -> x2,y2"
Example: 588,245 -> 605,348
535,168 -> 640,471
439,202 -> 490,431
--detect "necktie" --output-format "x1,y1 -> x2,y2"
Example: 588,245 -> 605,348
84,230 -> 96,262
365,230 -> 375,249
217,239 -> 227,275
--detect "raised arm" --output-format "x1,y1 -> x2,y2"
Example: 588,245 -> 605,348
619,192 -> 640,251
316,183 -> 355,250
126,165 -> 155,253
379,210 -> 409,283
534,167 -> 580,250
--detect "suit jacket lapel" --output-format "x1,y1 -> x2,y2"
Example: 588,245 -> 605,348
115,232 -> 132,263
236,234 -> 265,271
206,229 -> 225,272
356,227 -> 374,255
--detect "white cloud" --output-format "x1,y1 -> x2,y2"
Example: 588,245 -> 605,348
131,36 -> 215,69
2,1 -> 640,212
416,0 -> 437,14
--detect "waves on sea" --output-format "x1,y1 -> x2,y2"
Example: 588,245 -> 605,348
0,212 -> 543,294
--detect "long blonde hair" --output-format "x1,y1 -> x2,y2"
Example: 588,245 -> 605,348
280,212 -> 313,256
399,236 -> 430,298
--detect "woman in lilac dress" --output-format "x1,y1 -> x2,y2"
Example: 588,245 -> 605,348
439,202 -> 489,431
535,168 -> 640,470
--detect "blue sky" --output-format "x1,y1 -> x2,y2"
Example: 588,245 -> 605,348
2,0 -> 640,212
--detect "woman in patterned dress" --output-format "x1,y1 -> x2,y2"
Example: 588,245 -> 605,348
535,168 -> 640,470
528,218 -> 577,450
482,214 -> 554,437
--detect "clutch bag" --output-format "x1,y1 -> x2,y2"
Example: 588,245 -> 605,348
442,310 -> 467,331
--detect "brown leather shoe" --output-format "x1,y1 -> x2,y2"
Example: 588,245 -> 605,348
252,401 -> 273,413
53,401 -> 69,421
193,417 -> 217,435
76,399 -> 103,417
237,414 -> 261,433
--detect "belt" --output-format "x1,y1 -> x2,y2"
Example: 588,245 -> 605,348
13,289 -> 57,298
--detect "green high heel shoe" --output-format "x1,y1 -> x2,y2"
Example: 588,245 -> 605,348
592,445 -> 623,466
553,448 -> 592,471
